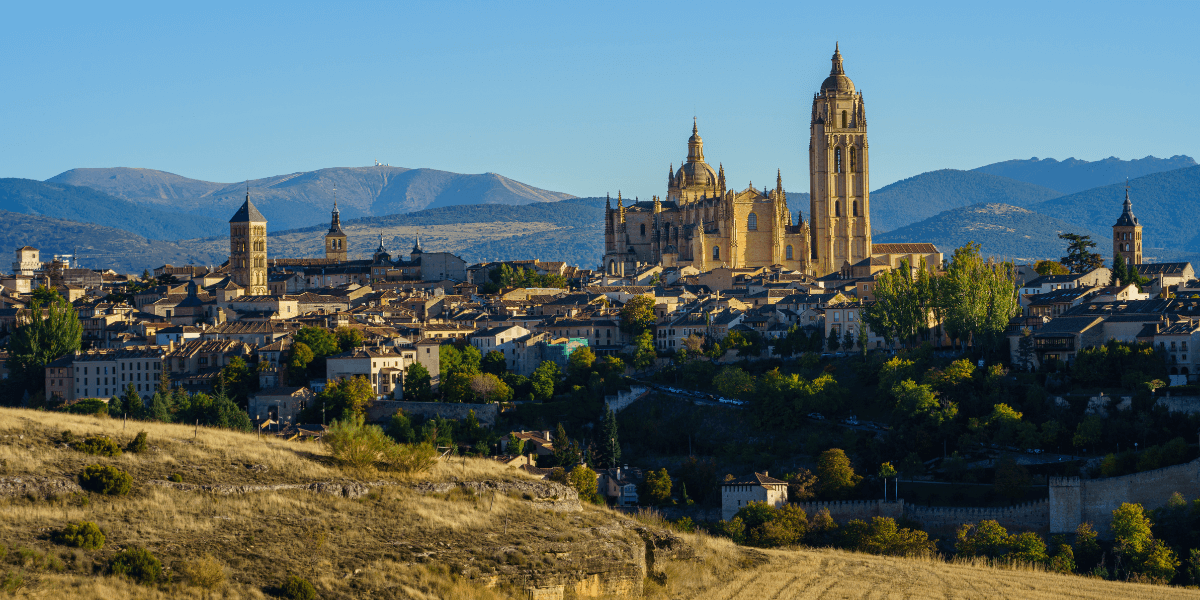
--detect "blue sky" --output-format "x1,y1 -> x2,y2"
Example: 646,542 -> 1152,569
3,1 -> 1197,199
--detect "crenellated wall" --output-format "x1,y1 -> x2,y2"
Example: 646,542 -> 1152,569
1050,458 -> 1200,537
790,498 -> 1048,536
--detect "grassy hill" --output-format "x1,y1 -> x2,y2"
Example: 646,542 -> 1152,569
48,166 -> 576,232
974,155 -> 1197,195
874,203 -> 1103,263
0,179 -> 226,241
0,407 -> 1187,600
1031,165 -> 1200,256
0,210 -> 224,273
869,170 -> 1063,233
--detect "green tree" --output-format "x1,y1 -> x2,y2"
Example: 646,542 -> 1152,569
644,468 -> 672,505
713,366 -> 755,400
599,405 -> 620,469
941,243 -> 1020,354
107,392 -> 124,418
1034,260 -> 1069,276
620,294 -> 657,335
531,361 -> 560,402
1072,414 -> 1103,450
147,389 -> 173,423
335,327 -> 364,352
568,465 -> 599,501
401,362 -> 433,402
1058,233 -> 1103,274
633,330 -> 656,370
287,342 -> 315,385
1110,253 -> 1129,286
826,328 -> 841,352
481,350 -> 507,376
4,295 -> 83,403
120,384 -> 143,418
956,520 -> 1011,558
218,356 -> 256,407
816,448 -> 861,499
566,346 -> 596,381
295,326 -> 339,358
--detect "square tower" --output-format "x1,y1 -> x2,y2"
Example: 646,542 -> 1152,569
229,191 -> 268,295
325,201 -> 348,262
810,44 -> 871,276
1112,188 -> 1142,268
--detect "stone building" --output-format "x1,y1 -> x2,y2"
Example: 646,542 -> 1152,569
721,472 -> 789,520
602,45 -> 875,278
229,191 -> 268,295
1113,188 -> 1142,267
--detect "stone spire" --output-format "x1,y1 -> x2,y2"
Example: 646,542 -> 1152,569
412,234 -> 423,254
606,192 -> 611,210
1115,187 -> 1139,227
831,42 -> 844,76
687,119 -> 704,163
718,163 -> 726,190
776,169 -> 783,196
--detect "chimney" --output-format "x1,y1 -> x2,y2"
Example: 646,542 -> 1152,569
764,470 -> 768,477
544,430 -> 551,441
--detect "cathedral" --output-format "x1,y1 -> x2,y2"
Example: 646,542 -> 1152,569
603,44 -> 872,278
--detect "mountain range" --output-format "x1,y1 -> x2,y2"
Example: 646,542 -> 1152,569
47,166 -> 576,232
3,154 -> 1198,272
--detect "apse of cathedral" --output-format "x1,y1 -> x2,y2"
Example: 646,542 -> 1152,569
603,44 -> 870,278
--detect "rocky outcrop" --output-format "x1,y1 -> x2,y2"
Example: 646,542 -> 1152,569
0,476 -> 83,499
147,479 -> 374,498
411,479 -> 582,512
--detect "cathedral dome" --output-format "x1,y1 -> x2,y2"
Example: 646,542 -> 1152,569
677,161 -> 717,186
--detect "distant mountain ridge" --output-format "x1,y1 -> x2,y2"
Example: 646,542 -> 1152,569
874,203 -> 1103,263
868,170 -> 1063,233
973,155 -> 1196,195
0,179 -> 226,241
47,166 -> 576,231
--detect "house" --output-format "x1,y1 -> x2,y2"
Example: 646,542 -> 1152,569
325,340 -> 441,398
503,430 -> 555,456
598,467 -> 640,507
1019,268 -> 1111,296
721,472 -> 789,520
248,387 -> 315,431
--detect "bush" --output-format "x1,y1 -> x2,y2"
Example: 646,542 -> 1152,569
281,574 -> 318,600
0,571 -> 22,594
78,464 -> 132,496
109,546 -> 162,584
181,554 -> 225,590
70,435 -> 122,457
169,473 -> 184,483
125,431 -> 148,454
65,398 -> 109,416
323,414 -> 392,470
53,521 -> 105,550
381,442 -> 439,474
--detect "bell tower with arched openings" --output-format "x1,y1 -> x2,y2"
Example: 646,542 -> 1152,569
810,43 -> 871,276
229,189 -> 269,295
1112,186 -> 1143,268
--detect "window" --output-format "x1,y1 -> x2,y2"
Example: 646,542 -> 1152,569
841,110 -> 848,128
850,147 -> 857,172
835,148 -> 843,173
786,245 -> 793,260
713,246 -> 720,260
640,223 -> 646,236
747,212 -> 757,230
835,201 -> 841,217
853,200 -> 858,216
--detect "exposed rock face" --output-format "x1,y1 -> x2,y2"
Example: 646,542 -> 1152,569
411,479 -> 583,512
0,476 -> 83,498
147,479 -> 373,498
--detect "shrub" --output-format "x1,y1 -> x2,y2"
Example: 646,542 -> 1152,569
59,430 -> 74,443
280,574 -> 318,600
0,571 -> 22,594
54,521 -> 105,550
78,464 -> 132,496
323,414 -> 392,470
109,546 -> 162,584
181,554 -> 225,590
169,473 -> 184,483
381,442 -> 439,474
70,435 -> 122,457
65,398 -> 109,416
125,431 -> 148,454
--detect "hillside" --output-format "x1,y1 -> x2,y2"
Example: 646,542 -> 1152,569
48,166 -> 577,231
0,408 -> 1187,600
0,179 -> 225,241
874,203 -> 1103,263
1031,165 -> 1200,256
974,155 -> 1197,195
869,170 -> 1063,233
0,210 -> 224,273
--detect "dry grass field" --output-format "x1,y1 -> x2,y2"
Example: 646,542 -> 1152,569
2,408 -> 1198,599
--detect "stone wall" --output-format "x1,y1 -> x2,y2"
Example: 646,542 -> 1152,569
365,400 -> 499,427
1050,458 -> 1200,537
1156,394 -> 1200,415
792,499 -> 904,523
604,386 -> 650,413
907,500 -> 1049,536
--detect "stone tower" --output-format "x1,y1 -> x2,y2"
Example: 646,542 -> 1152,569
1112,187 -> 1142,268
229,190 -> 268,295
809,43 -> 871,276
324,199 -> 348,262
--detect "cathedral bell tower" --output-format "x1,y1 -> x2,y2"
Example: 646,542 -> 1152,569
810,43 -> 871,276
324,193 -> 348,262
1112,187 -> 1142,268
229,188 -> 268,295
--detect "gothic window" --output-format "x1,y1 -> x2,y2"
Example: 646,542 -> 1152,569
850,147 -> 857,172
640,223 -> 646,237
853,200 -> 858,216
786,245 -> 793,260
835,148 -> 843,174
748,212 -> 758,230
835,201 -> 841,217
841,110 -> 848,128
713,246 -> 720,260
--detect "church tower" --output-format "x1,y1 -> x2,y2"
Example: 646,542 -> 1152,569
324,198 -> 348,262
229,189 -> 268,295
810,44 -> 871,276
1113,187 -> 1142,267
